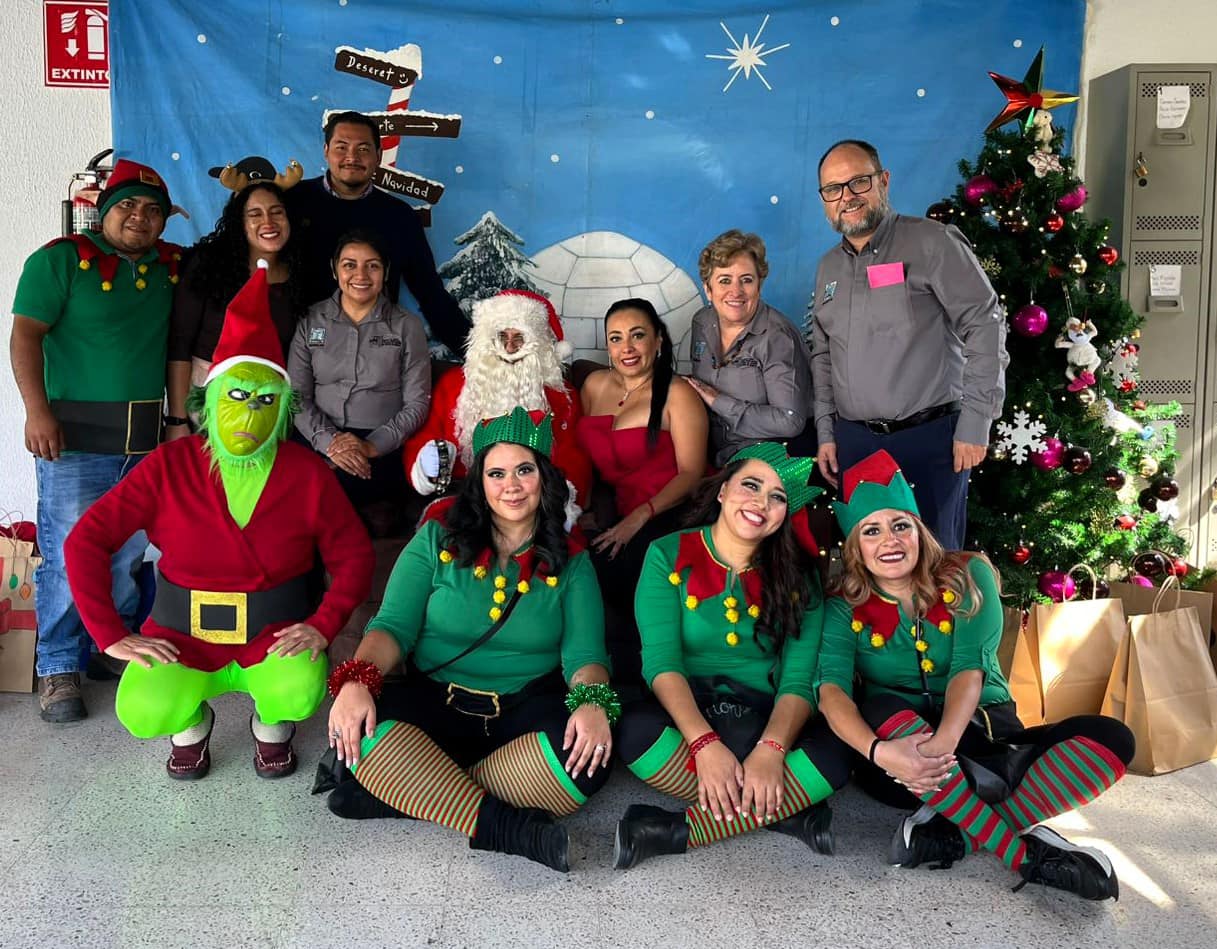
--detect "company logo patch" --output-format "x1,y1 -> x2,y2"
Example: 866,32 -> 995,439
822,280 -> 837,303
307,326 -> 326,347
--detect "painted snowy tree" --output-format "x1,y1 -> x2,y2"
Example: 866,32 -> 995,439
438,211 -> 541,316
929,51 -> 1201,605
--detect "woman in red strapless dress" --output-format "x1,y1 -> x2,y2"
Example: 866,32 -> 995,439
577,299 -> 708,691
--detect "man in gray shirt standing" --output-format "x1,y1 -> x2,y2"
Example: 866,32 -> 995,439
809,140 -> 1007,549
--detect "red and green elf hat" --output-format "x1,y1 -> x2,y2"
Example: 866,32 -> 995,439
471,406 -> 555,458
729,442 -> 820,514
832,450 -> 919,537
204,260 -> 289,385
96,159 -> 173,218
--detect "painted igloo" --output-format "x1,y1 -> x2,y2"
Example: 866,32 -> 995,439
524,231 -> 702,372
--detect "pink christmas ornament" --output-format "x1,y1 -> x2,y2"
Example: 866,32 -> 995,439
1030,436 -> 1065,471
1055,184 -> 1087,213
1128,573 -> 1154,589
963,174 -> 998,206
1037,570 -> 1077,602
1012,303 -> 1049,337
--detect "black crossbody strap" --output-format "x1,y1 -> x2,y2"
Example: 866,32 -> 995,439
415,589 -> 523,677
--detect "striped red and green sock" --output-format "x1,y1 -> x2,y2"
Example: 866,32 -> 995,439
625,725 -> 699,802
877,709 -> 1026,870
469,731 -> 587,817
993,736 -> 1126,832
352,721 -> 484,836
684,749 -> 834,848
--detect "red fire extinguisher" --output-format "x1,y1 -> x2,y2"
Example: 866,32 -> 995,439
61,148 -> 114,236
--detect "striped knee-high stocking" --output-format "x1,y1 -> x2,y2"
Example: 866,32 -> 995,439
684,748 -> 835,848
351,721 -> 485,836
624,725 -> 699,802
993,737 -> 1127,832
469,732 -> 586,817
877,709 -> 1027,870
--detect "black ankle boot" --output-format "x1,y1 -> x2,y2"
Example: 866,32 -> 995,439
469,795 -> 570,873
612,804 -> 689,869
327,779 -> 410,820
765,801 -> 835,855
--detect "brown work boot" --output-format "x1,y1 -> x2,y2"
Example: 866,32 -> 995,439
38,673 -> 87,723
251,718 -> 298,779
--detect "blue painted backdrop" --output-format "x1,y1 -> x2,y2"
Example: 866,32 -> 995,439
110,0 -> 1084,321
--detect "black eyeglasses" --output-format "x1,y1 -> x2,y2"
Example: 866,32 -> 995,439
818,172 -> 884,202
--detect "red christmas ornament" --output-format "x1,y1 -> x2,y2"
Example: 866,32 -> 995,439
1153,477 -> 1180,501
1044,212 -> 1065,233
1063,446 -> 1092,474
1133,551 -> 1170,578
1119,379 -> 1137,393
1030,437 -> 1065,471
1047,264 -> 1065,279
1115,514 -> 1137,531
998,179 -> 1024,203
1102,468 -> 1127,490
1012,545 -> 1032,565
1077,576 -> 1111,599
1097,245 -> 1120,266
1172,558 -> 1190,578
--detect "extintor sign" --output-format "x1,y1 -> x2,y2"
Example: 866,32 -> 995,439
44,2 -> 110,89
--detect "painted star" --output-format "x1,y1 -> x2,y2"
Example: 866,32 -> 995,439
706,14 -> 790,92
985,46 -> 1078,132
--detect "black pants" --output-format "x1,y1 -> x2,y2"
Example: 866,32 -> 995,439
855,691 -> 1135,809
618,680 -> 853,793
378,670 -> 611,799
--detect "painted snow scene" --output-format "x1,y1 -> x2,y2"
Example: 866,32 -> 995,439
112,2 -> 1084,358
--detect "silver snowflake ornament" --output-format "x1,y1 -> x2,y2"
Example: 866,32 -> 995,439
994,409 -> 1048,465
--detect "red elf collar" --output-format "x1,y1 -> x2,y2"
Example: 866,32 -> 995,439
672,528 -> 763,609
851,588 -> 956,644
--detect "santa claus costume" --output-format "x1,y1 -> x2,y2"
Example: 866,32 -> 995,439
403,289 -> 591,509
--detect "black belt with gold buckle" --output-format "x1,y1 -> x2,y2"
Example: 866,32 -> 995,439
445,681 -> 502,720
150,571 -> 311,645
51,399 -> 163,454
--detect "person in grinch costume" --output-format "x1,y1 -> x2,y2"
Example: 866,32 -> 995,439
611,443 -> 851,869
65,262 -> 374,780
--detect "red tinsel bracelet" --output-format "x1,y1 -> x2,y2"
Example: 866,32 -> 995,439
684,730 -> 722,773
327,659 -> 384,700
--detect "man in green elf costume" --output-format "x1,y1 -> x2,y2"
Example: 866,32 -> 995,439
66,262 -> 374,780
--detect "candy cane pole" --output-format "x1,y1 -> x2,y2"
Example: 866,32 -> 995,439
379,81 -> 413,169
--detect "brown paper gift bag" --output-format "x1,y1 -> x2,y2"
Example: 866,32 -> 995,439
1031,566 -> 1127,723
999,607 -> 1045,727
1102,579 -> 1217,775
0,526 -> 40,693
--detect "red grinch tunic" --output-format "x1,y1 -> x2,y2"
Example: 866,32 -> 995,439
64,436 -> 374,672
402,367 -> 592,505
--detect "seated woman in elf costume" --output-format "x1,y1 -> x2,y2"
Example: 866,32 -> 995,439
611,443 -> 852,869
65,262 -> 374,780
817,450 -> 1134,901
325,407 -> 616,872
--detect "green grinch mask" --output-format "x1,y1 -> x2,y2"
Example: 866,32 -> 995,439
195,361 -> 295,470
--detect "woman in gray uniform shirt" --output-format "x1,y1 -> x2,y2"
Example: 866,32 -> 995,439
686,230 -> 814,466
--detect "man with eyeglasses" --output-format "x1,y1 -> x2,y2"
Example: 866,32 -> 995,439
808,140 -> 1007,549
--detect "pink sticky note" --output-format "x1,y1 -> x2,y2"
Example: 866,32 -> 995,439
867,262 -> 905,289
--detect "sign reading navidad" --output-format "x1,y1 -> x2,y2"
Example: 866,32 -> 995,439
44,1 -> 110,89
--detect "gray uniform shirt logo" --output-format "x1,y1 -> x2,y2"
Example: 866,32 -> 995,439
822,280 -> 837,304
308,326 -> 326,347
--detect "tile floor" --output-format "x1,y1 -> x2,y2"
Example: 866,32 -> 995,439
2,680 -> 1215,949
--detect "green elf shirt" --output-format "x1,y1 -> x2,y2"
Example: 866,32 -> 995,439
12,231 -> 176,403
634,527 -> 822,706
816,556 -> 1012,707
366,519 -> 608,694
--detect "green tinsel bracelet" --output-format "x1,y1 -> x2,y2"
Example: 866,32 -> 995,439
564,683 -> 622,725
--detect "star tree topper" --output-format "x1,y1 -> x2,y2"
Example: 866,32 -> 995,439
985,46 -> 1078,133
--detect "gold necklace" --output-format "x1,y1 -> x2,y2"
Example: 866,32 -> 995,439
616,374 -> 651,407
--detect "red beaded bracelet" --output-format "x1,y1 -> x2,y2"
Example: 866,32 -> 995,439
327,659 -> 384,700
756,738 -> 786,755
684,730 -> 722,773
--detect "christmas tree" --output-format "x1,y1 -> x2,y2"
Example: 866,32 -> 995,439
932,50 -> 1198,605
438,211 -> 542,316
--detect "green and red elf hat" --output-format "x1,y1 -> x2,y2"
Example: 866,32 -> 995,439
96,159 -> 179,218
204,260 -> 289,385
729,442 -> 820,514
832,449 -> 919,537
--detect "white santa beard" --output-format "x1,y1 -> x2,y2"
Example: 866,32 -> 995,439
454,345 -> 567,463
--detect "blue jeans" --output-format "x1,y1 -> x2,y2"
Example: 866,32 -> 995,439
34,453 -> 147,677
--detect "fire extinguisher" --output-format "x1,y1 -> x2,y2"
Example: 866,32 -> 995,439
61,148 -> 114,236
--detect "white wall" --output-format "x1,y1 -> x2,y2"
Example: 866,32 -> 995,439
2,0 -> 1215,518
1077,0 -> 1217,170
0,2 -> 111,517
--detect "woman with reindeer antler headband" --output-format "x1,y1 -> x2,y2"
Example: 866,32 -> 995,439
165,156 -> 305,439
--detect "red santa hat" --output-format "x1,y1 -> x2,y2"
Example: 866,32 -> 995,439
471,289 -> 572,361
203,260 -> 289,384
